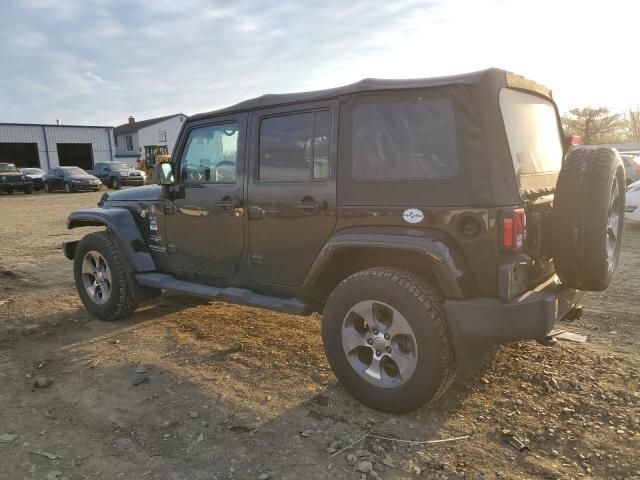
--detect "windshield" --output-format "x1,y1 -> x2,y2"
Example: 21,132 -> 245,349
110,162 -> 130,170
63,167 -> 88,176
500,89 -> 563,175
0,164 -> 18,172
21,168 -> 44,175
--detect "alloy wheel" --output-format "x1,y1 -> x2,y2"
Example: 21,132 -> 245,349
81,250 -> 112,305
341,300 -> 418,388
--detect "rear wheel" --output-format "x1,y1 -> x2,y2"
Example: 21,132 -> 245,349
73,232 -> 138,321
322,268 -> 456,413
24,185 -> 33,194
552,148 -> 625,290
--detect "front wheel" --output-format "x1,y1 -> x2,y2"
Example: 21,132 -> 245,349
24,185 -> 33,194
44,182 -> 51,193
322,268 -> 456,413
111,178 -> 121,190
73,231 -> 138,321
64,182 -> 72,193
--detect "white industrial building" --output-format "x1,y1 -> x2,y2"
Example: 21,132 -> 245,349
114,113 -> 186,166
0,122 -> 115,171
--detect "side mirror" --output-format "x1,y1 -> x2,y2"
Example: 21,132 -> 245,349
158,162 -> 176,185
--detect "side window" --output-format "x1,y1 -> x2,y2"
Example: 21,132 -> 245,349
179,123 -> 239,184
125,135 -> 133,152
259,110 -> 330,182
352,98 -> 458,181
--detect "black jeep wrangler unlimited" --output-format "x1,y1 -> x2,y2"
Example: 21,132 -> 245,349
63,69 -> 625,413
0,163 -> 33,194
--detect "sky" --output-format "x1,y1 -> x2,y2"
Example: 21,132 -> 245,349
0,0 -> 637,126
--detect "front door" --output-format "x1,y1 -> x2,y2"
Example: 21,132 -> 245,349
247,102 -> 337,287
164,114 -> 247,279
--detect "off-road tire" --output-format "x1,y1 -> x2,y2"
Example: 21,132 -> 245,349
552,147 -> 625,291
322,268 -> 456,413
74,231 -> 138,321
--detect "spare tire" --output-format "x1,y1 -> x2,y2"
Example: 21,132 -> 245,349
552,147 -> 625,291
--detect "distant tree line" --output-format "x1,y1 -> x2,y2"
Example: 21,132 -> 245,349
561,107 -> 640,145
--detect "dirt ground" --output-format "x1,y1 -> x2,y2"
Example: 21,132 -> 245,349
0,190 -> 638,480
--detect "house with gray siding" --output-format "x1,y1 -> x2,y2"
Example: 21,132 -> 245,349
0,122 -> 115,171
114,114 -> 186,166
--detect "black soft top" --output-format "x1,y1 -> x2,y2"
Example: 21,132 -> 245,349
191,68 -> 551,119
188,68 -> 559,207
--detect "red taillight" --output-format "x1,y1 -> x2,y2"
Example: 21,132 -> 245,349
634,158 -> 640,173
501,209 -> 526,251
503,218 -> 514,247
570,135 -> 582,145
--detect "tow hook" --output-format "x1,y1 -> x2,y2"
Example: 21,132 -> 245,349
563,305 -> 583,322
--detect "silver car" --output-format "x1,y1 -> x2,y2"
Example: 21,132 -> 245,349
619,151 -> 640,185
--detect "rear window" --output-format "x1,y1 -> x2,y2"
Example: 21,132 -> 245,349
499,89 -> 563,176
351,98 -> 458,181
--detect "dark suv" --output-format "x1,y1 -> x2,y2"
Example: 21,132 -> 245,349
0,163 -> 33,194
63,69 -> 625,412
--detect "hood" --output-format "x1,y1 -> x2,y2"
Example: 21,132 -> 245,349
106,184 -> 162,202
0,171 -> 23,177
70,174 -> 99,181
24,173 -> 44,179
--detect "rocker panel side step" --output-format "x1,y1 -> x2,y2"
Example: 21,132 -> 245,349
135,272 -> 308,315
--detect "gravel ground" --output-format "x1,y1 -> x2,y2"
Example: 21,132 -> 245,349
0,189 -> 638,480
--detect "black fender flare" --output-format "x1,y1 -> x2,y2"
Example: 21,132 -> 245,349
302,226 -> 470,300
64,207 -> 156,273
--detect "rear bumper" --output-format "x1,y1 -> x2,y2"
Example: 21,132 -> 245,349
122,178 -> 144,186
444,275 -> 583,343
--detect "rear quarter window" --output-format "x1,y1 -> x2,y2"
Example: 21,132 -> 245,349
351,98 -> 458,181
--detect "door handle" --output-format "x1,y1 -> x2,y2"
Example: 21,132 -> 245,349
294,201 -> 320,210
294,197 -> 326,214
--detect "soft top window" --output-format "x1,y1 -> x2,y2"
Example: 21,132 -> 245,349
499,88 -> 563,176
351,98 -> 458,181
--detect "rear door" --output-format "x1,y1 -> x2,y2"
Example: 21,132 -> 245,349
247,101 -> 337,286
164,114 -> 247,279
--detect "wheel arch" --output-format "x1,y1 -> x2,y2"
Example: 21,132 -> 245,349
302,227 -> 473,311
64,207 -> 155,273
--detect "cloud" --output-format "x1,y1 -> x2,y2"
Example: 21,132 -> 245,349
86,72 -> 105,84
0,0 -> 638,126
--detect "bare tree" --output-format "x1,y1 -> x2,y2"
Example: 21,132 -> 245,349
561,107 -> 625,144
626,108 -> 640,143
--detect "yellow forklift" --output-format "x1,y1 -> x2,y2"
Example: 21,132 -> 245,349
137,145 -> 171,184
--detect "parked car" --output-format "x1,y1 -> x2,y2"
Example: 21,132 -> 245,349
90,162 -> 145,190
20,167 -> 46,190
0,163 -> 33,194
62,68 -> 625,413
619,152 -> 640,185
44,166 -> 101,193
625,180 -> 640,223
